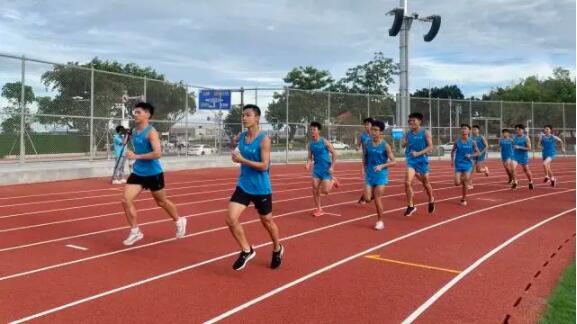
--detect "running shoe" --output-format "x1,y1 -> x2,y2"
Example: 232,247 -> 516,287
233,248 -> 256,271
270,245 -> 284,269
403,205 -> 417,217
123,228 -> 144,246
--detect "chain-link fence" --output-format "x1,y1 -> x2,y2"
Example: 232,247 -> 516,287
1,53 -> 575,165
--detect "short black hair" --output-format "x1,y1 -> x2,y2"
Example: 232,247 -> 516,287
134,102 -> 155,117
363,117 -> 374,124
514,124 -> 525,130
472,125 -> 481,130
115,125 -> 125,133
372,120 -> 385,131
461,123 -> 471,130
544,125 -> 553,130
310,121 -> 322,130
501,128 -> 510,134
243,104 -> 261,116
408,112 -> 424,121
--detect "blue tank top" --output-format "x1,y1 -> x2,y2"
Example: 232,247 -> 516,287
514,135 -> 529,156
360,132 -> 371,145
406,128 -> 428,162
309,137 -> 331,169
472,135 -> 486,151
499,138 -> 514,159
113,134 -> 125,158
131,125 -> 163,176
237,131 -> 271,195
366,140 -> 389,170
455,138 -> 474,165
540,135 -> 557,156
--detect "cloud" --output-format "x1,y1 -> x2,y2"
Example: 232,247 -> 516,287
0,0 -> 574,98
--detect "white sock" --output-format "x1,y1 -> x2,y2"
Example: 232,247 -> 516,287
130,227 -> 140,233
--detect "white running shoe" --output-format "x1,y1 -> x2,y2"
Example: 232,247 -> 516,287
123,228 -> 143,246
175,217 -> 187,239
120,179 -> 127,184
374,221 -> 385,230
459,199 -> 467,206
112,180 -> 122,185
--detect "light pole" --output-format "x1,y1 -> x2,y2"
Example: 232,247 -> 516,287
388,1 -> 441,128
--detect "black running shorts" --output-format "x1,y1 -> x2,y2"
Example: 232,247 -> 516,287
230,186 -> 272,216
126,173 -> 165,192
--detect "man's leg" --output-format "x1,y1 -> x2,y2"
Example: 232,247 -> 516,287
226,202 -> 251,252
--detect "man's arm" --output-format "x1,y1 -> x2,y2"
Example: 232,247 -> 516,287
127,129 -> 161,160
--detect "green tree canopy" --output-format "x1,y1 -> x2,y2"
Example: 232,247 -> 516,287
412,85 -> 464,99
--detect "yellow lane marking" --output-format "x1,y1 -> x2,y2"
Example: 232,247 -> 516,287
364,254 -> 462,274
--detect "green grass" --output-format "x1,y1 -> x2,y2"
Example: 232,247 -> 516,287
541,261 -> 576,324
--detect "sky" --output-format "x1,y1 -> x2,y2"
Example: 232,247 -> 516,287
1,0 -> 575,107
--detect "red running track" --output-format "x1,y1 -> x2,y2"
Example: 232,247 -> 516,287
0,158 -> 575,323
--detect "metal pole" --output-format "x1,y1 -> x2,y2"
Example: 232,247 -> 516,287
428,91 -> 432,132
499,100 -> 503,133
89,66 -> 95,161
366,93 -> 370,118
562,102 -> 566,149
437,97 -> 440,161
255,87 -> 258,106
327,92 -> 331,140
449,97 -> 452,141
531,101 -> 535,159
469,98 -> 473,126
143,76 -> 147,101
19,56 -> 26,163
184,86 -> 189,156
398,0 -> 412,129
240,87 -> 245,133
285,87 -> 289,164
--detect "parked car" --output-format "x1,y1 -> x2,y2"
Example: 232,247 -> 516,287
439,142 -> 454,151
188,144 -> 214,156
330,140 -> 350,150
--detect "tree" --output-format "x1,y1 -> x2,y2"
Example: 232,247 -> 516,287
328,52 -> 398,138
36,58 -> 196,145
266,67 -> 333,142
481,67 -> 575,129
283,66 -> 334,90
330,52 -> 398,95
1,82 -> 35,134
223,104 -> 242,138
412,85 -> 464,99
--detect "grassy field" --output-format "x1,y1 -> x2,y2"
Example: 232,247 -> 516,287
541,261 -> 576,324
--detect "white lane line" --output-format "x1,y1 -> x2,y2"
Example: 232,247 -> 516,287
202,190 -> 575,324
9,190 -> 574,324
401,207 -> 576,323
64,245 -> 88,251
475,197 -> 500,202
0,175 -> 510,251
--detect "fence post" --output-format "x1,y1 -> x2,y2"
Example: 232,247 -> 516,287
437,97 -> 440,161
366,93 -> 370,118
143,76 -> 147,101
240,87 -> 245,132
469,98 -> 473,126
184,86 -> 189,157
285,87 -> 289,164
19,55 -> 26,163
89,66 -> 95,161
562,102 -> 566,155
428,92 -> 432,132
449,97 -> 452,141
327,92 -> 331,140
531,101 -> 535,159
499,100 -> 503,134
